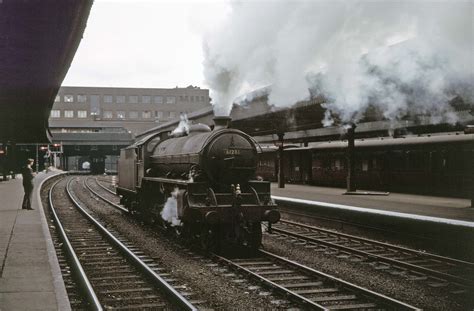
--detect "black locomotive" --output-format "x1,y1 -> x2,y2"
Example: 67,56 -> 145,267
117,117 -> 280,251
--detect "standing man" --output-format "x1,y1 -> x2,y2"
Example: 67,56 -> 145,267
22,158 -> 36,210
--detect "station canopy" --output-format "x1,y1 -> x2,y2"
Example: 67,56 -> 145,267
0,0 -> 92,143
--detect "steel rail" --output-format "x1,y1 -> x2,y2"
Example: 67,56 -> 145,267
273,220 -> 474,288
280,219 -> 474,267
83,178 -> 128,213
261,250 -> 419,310
213,253 -> 325,309
66,178 -> 197,311
93,177 -> 117,195
49,179 -> 103,311
213,250 -> 418,310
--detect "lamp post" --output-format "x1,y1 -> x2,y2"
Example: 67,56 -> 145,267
35,144 -> 39,174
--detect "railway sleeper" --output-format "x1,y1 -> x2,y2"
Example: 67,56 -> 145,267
312,294 -> 357,302
280,281 -> 323,288
323,302 -> 377,310
255,270 -> 295,275
294,287 -> 339,294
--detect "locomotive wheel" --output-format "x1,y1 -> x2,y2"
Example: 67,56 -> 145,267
246,222 -> 262,251
200,226 -> 218,252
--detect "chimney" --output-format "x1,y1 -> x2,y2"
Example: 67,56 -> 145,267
213,116 -> 232,130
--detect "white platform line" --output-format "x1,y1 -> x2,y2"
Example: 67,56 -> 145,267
272,195 -> 474,228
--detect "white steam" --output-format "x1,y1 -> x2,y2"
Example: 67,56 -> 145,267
171,113 -> 190,136
203,0 -> 473,124
161,188 -> 182,226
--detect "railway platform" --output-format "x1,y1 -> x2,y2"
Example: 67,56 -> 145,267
0,171 -> 69,310
271,183 -> 474,223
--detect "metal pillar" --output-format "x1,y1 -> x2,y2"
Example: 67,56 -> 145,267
9,142 -> 16,178
2,142 -> 7,181
35,144 -> 39,174
277,133 -> 285,188
346,124 -> 357,192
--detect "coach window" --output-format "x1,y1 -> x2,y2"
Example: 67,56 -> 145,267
142,95 -> 151,104
50,110 -> 61,118
362,159 -> 369,171
166,96 -> 175,104
77,95 -> 87,103
91,145 -> 98,151
103,111 -> 113,119
129,95 -> 138,104
78,110 -> 87,118
154,96 -> 163,104
104,95 -> 113,103
64,110 -> 74,118
116,95 -> 125,104
64,95 -> 74,103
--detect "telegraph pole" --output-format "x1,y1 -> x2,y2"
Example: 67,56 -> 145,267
346,123 -> 357,193
277,133 -> 285,188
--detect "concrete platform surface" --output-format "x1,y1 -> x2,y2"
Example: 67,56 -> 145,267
271,183 -> 474,222
0,171 -> 70,311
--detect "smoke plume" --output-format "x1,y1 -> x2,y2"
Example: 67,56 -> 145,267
203,0 -> 473,124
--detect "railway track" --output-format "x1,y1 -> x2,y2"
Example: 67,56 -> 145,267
86,176 -> 421,309
49,177 -> 203,310
214,250 -> 418,310
269,220 -> 474,294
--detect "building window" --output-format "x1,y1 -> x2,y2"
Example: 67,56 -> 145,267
201,96 -> 205,101
156,111 -> 163,119
104,95 -> 113,103
117,111 -> 126,119
103,111 -> 113,119
142,95 -> 151,104
169,111 -> 176,119
166,96 -> 175,104
190,96 -> 194,102
142,111 -> 151,119
50,110 -> 60,118
77,95 -> 87,103
54,95 -> 60,102
184,95 -> 188,101
64,110 -> 74,118
154,96 -> 163,104
78,110 -> 87,118
129,111 -> 138,119
116,95 -> 125,104
129,95 -> 138,104
64,95 -> 74,103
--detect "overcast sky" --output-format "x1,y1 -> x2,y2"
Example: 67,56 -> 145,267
62,0 -> 231,89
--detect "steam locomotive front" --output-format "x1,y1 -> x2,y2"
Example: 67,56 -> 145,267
202,128 -> 258,187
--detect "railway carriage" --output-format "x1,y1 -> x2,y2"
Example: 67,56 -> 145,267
256,132 -> 474,197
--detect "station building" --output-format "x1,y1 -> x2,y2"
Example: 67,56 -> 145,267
0,85 -> 211,175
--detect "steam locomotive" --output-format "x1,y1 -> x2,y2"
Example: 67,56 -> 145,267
117,117 -> 280,251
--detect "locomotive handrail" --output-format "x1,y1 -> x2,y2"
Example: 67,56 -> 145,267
142,176 -> 191,185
